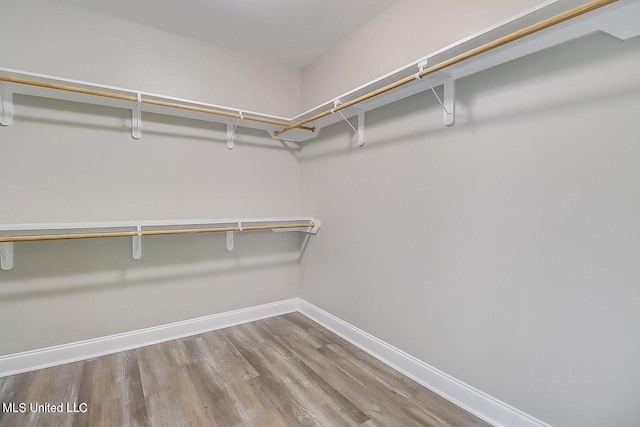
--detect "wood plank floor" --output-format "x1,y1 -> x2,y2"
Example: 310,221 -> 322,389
0,313 -> 492,426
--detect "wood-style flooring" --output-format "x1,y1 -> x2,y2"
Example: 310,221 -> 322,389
0,313 -> 492,426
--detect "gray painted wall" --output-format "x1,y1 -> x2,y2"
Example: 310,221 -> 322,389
0,0 -> 302,355
300,0 -> 544,110
300,34 -> 640,427
1,0 -> 300,117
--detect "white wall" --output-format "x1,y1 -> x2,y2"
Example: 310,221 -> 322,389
1,0 -> 300,117
0,0 -> 302,355
300,33 -> 640,427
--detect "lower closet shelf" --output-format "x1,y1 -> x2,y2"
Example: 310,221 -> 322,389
0,217 -> 321,271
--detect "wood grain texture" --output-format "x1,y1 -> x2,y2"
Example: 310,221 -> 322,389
0,223 -> 315,243
0,313 -> 492,426
0,75 -> 315,132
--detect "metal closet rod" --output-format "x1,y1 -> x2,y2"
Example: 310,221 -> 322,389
0,75 -> 316,132
0,222 -> 315,243
274,0 -> 617,136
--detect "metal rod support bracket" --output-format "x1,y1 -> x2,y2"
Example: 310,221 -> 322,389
226,231 -> 235,251
227,111 -> 243,149
443,78 -> 455,127
132,92 -> 142,139
416,61 -> 455,127
132,226 -> 142,259
357,110 -> 365,146
226,221 -> 242,251
0,242 -> 14,270
332,100 -> 365,146
0,82 -> 13,126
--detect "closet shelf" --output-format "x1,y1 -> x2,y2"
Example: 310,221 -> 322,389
277,0 -> 639,137
0,0 -> 638,144
0,70 -> 317,143
0,217 -> 321,271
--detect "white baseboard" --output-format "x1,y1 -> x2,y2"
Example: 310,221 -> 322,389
296,298 -> 551,427
0,299 -> 298,377
1,297 -> 549,427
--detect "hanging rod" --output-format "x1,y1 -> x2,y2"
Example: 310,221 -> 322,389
0,218 -> 321,269
0,222 -> 315,243
0,75 -> 315,133
274,0 -> 616,136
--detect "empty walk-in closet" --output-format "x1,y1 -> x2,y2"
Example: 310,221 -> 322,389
1,0 -> 639,426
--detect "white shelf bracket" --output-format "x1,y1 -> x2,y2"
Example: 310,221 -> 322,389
226,231 -> 234,251
227,111 -> 242,150
132,92 -> 142,139
0,82 -> 14,127
357,110 -> 365,146
1,242 -> 14,271
299,233 -> 311,261
226,221 -> 242,251
132,226 -> 142,260
332,100 -> 365,147
269,219 -> 321,260
416,61 -> 455,127
443,78 -> 455,127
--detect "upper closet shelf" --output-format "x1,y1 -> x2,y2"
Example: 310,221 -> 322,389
282,0 -> 640,141
0,69 -> 317,144
0,0 -> 638,144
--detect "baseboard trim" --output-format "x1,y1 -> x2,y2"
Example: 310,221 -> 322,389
296,298 -> 551,427
0,299 -> 298,377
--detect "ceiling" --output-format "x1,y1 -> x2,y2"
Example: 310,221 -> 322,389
55,0 -> 400,69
